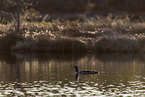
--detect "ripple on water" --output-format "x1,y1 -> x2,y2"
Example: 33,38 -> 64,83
107,84 -> 115,88
0,80 -> 145,96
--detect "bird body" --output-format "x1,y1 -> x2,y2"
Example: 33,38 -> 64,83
73,65 -> 99,75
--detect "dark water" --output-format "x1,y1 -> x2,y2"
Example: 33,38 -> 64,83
0,52 -> 144,96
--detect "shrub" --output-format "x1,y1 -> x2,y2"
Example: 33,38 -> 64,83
94,35 -> 140,52
13,41 -> 35,52
13,35 -> 51,52
35,34 -> 51,51
48,38 -> 87,52
0,33 -> 24,50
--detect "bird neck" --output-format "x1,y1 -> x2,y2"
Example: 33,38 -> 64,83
75,67 -> 79,72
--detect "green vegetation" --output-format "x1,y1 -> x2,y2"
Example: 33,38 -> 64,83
0,10 -> 145,52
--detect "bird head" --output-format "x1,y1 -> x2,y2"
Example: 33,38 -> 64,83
73,65 -> 79,72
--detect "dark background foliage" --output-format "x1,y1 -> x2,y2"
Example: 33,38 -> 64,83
1,0 -> 145,13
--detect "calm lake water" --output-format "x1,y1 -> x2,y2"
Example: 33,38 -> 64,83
0,52 -> 144,96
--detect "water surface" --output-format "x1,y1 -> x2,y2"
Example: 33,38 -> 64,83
0,52 -> 144,96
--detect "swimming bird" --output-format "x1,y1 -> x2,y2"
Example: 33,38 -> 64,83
73,65 -> 99,75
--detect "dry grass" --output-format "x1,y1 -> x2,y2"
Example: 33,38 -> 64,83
1,12 -> 145,52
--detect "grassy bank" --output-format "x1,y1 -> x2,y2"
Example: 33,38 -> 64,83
0,12 -> 145,52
